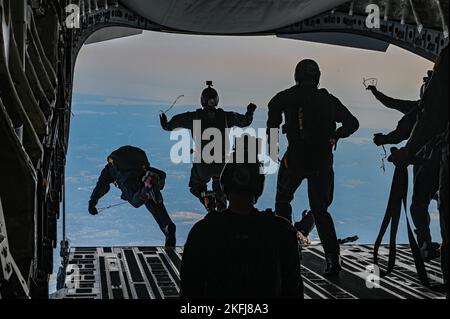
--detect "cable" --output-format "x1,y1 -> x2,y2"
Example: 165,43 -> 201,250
381,145 -> 387,173
160,95 -> 184,114
97,202 -> 128,212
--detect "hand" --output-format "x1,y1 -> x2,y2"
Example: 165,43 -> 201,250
330,130 -> 342,151
388,147 -> 411,167
373,133 -> 389,146
247,103 -> 257,114
330,138 -> 339,151
366,85 -> 377,93
159,113 -> 169,130
88,201 -> 98,216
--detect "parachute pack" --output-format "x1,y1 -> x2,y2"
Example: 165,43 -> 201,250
108,146 -> 150,172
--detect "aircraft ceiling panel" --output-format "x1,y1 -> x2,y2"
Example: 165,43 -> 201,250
85,27 -> 143,45
120,0 -> 349,34
279,33 -> 390,52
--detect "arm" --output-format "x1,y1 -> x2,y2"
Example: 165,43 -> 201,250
385,109 -> 418,144
281,225 -> 303,299
406,47 -> 449,156
161,112 -> 197,131
148,167 -> 167,190
226,103 -> 256,128
333,96 -> 360,139
266,94 -> 284,133
375,108 -> 418,146
180,223 -> 206,298
266,94 -> 283,162
90,164 -> 115,205
369,87 -> 419,115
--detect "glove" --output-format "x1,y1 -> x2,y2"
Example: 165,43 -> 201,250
366,85 -> 378,94
247,103 -> 257,114
159,113 -> 169,130
330,138 -> 339,151
388,147 -> 411,168
88,200 -> 98,216
373,133 -> 390,146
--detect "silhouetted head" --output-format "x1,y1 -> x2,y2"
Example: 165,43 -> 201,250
220,135 -> 265,204
295,59 -> 321,86
201,81 -> 219,108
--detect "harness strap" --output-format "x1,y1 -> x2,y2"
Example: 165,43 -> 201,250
374,165 -> 446,292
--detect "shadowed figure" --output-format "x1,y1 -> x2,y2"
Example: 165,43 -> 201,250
180,136 -> 303,299
88,146 -> 176,247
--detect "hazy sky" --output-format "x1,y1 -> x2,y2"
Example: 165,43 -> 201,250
73,30 -> 433,129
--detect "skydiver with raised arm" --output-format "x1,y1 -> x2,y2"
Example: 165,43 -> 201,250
366,72 -> 441,261
390,46 -> 449,295
160,81 -> 256,211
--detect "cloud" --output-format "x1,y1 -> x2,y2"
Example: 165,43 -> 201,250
73,110 -> 118,116
66,176 -> 80,184
171,211 -> 205,223
74,95 -> 168,107
77,186 -> 94,192
342,179 -> 365,188
429,210 -> 440,221
71,144 -> 97,151
73,228 -> 121,240
346,137 -> 372,145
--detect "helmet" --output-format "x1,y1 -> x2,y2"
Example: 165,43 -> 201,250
220,135 -> 265,203
295,59 -> 321,86
201,81 -> 219,108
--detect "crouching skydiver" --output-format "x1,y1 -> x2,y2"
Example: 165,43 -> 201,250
367,73 -> 441,261
180,136 -> 303,299
390,46 -> 449,295
160,81 -> 256,211
88,145 -> 176,247
267,59 -> 359,276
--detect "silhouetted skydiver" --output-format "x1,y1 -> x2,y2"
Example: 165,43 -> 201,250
367,73 -> 441,261
267,59 -> 359,276
160,82 -> 256,211
390,46 -> 449,294
88,146 -> 176,247
180,136 -> 303,299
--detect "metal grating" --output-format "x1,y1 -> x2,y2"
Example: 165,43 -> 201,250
51,245 -> 445,299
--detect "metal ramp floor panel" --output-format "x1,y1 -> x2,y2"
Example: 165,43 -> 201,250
51,245 -> 445,299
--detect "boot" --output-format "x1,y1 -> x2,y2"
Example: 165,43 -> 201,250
420,241 -> 441,262
164,223 -> 177,248
324,254 -> 342,276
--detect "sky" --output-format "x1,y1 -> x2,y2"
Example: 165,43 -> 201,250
73,30 -> 433,129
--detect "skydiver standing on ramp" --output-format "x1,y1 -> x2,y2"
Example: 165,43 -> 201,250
367,72 -> 441,261
267,59 -> 359,276
390,46 -> 449,296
